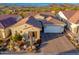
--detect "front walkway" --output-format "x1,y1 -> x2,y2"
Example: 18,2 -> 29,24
40,33 -> 79,55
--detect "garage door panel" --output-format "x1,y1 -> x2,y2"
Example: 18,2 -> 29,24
44,26 -> 64,33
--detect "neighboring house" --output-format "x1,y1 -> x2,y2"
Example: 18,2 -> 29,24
34,14 -> 45,20
34,12 -> 55,20
51,11 -> 56,14
34,13 -> 66,33
57,10 -> 79,35
0,15 -> 21,39
10,16 -> 42,42
41,16 -> 66,33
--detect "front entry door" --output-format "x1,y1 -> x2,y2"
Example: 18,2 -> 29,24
28,31 -> 37,44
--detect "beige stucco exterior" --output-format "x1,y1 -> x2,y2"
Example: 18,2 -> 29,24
34,14 -> 45,20
0,28 -> 11,39
70,23 -> 79,35
57,11 -> 79,35
0,23 -> 41,41
10,23 -> 41,41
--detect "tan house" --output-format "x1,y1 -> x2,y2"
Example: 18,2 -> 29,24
57,11 -> 79,35
10,16 -> 42,41
34,12 -> 55,20
34,14 -> 45,20
34,13 -> 66,33
41,15 -> 66,33
0,15 -> 21,39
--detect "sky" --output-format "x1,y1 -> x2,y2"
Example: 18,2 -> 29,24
0,3 -> 51,7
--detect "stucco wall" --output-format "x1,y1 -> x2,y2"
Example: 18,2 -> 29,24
0,29 -> 4,39
57,11 -> 74,32
4,28 -> 11,38
10,24 -> 41,40
34,14 -> 45,20
57,11 -> 68,20
0,28 -> 11,39
70,23 -> 78,34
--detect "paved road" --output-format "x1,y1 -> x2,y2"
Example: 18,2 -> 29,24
40,33 -> 79,55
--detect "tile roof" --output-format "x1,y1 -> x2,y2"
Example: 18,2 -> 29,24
13,16 -> 42,29
61,10 -> 79,24
42,16 -> 65,26
27,16 -> 42,29
0,15 -> 18,28
39,14 -> 65,26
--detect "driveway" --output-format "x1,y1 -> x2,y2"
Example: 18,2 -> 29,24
40,33 -> 79,55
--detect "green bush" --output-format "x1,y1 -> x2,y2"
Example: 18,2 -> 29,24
11,33 -> 23,42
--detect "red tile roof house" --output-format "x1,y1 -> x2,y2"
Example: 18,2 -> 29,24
0,15 -> 21,39
34,14 -> 66,33
57,10 -> 79,36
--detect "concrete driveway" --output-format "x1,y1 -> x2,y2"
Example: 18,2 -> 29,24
40,33 -> 79,55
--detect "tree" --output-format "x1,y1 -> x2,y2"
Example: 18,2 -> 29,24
3,9 -> 13,14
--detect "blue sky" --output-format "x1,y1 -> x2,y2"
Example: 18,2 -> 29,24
0,3 -> 52,7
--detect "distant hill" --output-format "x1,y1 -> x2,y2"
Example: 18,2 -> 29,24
48,4 -> 79,11
49,4 -> 79,8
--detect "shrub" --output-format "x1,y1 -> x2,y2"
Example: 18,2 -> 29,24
11,33 -> 23,42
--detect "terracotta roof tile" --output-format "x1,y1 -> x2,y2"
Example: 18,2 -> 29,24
62,10 -> 76,19
61,10 -> 79,24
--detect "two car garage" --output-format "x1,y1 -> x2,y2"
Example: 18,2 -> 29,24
42,16 -> 66,33
44,25 -> 65,33
34,14 -> 66,34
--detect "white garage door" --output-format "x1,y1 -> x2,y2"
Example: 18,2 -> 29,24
44,25 -> 64,33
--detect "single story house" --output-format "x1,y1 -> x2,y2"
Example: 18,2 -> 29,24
10,16 -> 42,42
35,13 -> 66,33
35,14 -> 66,33
34,14 -> 45,20
34,12 -> 55,21
57,10 -> 79,35
0,15 -> 21,39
